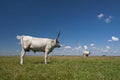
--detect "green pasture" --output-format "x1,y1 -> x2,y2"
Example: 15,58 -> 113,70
0,56 -> 120,80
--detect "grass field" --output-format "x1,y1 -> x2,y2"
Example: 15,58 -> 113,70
0,56 -> 120,80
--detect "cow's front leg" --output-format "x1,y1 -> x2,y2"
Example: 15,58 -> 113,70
45,52 -> 48,64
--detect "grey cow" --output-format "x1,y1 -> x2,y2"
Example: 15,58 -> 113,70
17,32 -> 61,65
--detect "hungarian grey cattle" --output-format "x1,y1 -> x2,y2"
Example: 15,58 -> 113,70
83,50 -> 90,57
17,32 -> 61,65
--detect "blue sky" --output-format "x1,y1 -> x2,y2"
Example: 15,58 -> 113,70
0,0 -> 120,56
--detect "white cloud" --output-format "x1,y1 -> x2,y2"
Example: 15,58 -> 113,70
74,46 -> 82,50
64,46 -> 72,49
106,46 -> 110,49
112,36 -> 119,41
105,16 -> 112,23
98,13 -> 104,19
90,43 -> 95,47
108,40 -> 112,42
108,36 -> 119,42
101,46 -> 111,53
84,45 -> 88,50
97,13 -> 113,23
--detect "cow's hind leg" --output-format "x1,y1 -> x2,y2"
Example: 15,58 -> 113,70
20,48 -> 26,65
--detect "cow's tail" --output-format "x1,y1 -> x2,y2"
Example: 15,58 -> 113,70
16,35 -> 24,45
16,35 -> 22,40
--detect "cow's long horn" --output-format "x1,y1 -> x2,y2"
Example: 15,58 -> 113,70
56,31 -> 60,40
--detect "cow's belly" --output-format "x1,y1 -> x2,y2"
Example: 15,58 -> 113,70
30,44 -> 46,52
